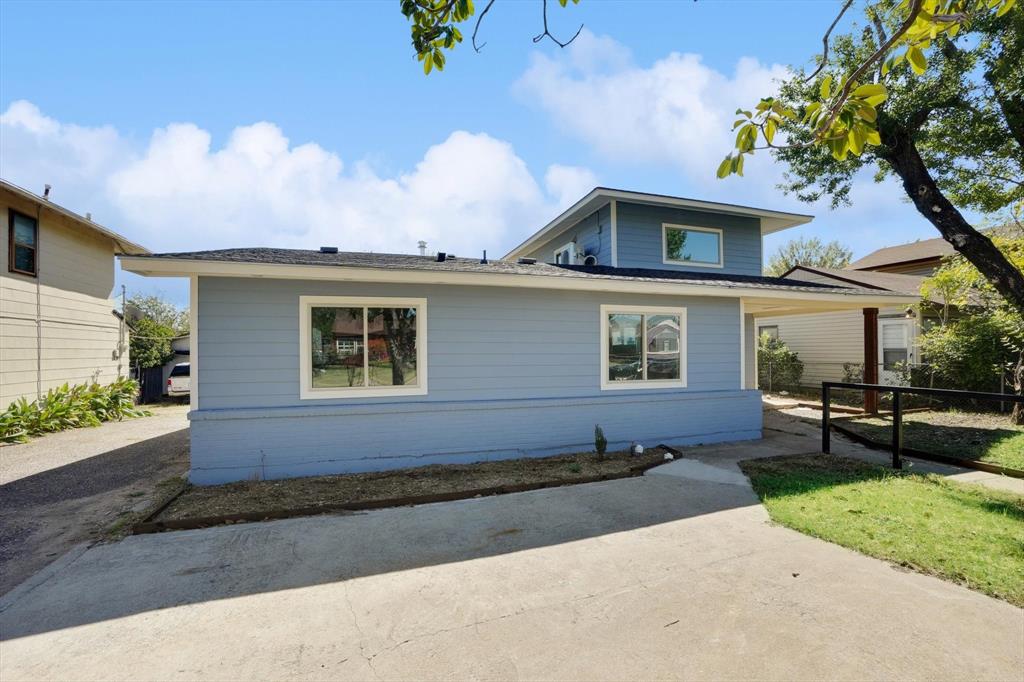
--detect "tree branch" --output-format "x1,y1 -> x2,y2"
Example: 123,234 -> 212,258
472,0 -> 497,52
814,0 -> 925,140
532,0 -> 583,48
805,0 -> 856,82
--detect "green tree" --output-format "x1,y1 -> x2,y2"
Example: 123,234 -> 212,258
921,233 -> 1024,422
757,333 -> 806,392
126,293 -> 187,370
129,317 -> 176,369
723,0 -> 1023,314
127,294 -> 189,333
766,237 -> 853,276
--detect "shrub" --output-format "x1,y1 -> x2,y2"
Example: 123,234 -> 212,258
594,424 -> 608,457
757,333 -> 805,392
0,378 -> 149,444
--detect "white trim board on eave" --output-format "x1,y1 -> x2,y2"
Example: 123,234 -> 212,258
119,256 -> 917,310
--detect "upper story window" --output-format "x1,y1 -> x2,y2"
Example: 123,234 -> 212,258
553,241 -> 577,265
601,304 -> 687,390
662,224 -> 723,268
299,296 -> 427,400
8,210 -> 38,277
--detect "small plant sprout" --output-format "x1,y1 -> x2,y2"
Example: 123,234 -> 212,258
594,424 -> 608,457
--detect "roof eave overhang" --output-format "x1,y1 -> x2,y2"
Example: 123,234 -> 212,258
119,256 -> 916,309
1,180 -> 150,255
503,188 -> 814,260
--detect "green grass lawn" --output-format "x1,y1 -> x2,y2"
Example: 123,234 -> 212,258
838,410 -> 1024,471
740,454 -> 1024,607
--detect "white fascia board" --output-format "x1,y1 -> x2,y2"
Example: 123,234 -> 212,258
502,188 -> 814,260
119,256 -> 918,308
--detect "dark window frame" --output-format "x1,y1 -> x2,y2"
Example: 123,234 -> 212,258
8,209 -> 38,277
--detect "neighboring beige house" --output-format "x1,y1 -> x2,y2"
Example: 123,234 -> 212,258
1,179 -> 149,407
763,236 -> 954,388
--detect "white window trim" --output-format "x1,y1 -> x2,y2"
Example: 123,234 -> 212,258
600,304 -> 687,391
299,295 -> 428,400
662,223 -> 724,269
553,241 -> 577,265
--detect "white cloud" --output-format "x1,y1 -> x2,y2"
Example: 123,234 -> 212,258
1,101 -> 595,260
516,30 -> 788,193
544,164 -> 598,209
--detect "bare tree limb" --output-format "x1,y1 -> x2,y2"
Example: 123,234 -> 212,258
805,0 -> 856,82
472,0 -> 497,52
532,0 -> 583,48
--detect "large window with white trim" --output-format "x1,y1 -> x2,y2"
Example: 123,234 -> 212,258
299,296 -> 427,399
662,224 -> 723,268
601,305 -> 687,390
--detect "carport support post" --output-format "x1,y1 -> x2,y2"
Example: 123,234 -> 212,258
863,308 -> 879,414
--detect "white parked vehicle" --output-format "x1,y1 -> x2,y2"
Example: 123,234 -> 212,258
167,362 -> 191,399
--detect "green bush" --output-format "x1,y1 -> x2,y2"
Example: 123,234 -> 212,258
594,424 -> 608,457
757,333 -> 805,392
0,378 -> 150,444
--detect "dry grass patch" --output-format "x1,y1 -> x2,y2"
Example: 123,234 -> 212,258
156,448 -> 668,522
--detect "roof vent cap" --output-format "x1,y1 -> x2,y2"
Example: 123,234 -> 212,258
436,251 -> 447,262
517,257 -> 537,265
319,246 -> 339,254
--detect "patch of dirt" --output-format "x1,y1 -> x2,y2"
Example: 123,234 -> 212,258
157,448 -> 669,522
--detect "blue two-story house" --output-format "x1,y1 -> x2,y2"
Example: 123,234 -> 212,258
121,188 -> 913,483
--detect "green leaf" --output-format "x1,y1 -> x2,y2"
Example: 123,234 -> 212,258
907,46 -> 927,75
716,156 -> 733,179
735,153 -> 745,177
996,0 -> 1015,16
765,118 -> 777,145
423,52 -> 434,74
820,75 -> 833,100
853,83 -> 886,98
865,128 -> 881,146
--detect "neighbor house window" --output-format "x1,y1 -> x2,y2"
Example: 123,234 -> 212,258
759,325 -> 779,340
600,305 -> 687,390
662,224 -> 723,268
8,210 -> 38,276
299,296 -> 427,399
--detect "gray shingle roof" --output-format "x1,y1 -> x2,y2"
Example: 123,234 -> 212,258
132,247 -> 910,297
848,235 -> 953,270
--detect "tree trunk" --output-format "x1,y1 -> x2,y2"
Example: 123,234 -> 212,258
1012,352 -> 1024,426
879,123 -> 1024,315
381,310 -> 406,386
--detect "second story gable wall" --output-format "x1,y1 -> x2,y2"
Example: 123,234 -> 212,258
523,205 -> 613,265
615,202 -> 762,277
1,193 -> 125,404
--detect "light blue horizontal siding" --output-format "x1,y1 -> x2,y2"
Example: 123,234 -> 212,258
524,205 -> 612,265
191,275 -> 757,483
615,202 -> 762,276
189,391 -> 762,483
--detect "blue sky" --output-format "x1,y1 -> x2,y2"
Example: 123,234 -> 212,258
0,0 -> 957,306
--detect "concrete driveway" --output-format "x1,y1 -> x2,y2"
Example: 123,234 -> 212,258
1,441 -> 1021,681
0,404 -> 189,594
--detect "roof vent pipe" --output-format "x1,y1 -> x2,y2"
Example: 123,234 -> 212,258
418,240 -> 427,256
480,250 -> 488,264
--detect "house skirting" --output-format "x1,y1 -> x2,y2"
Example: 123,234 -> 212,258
187,389 -> 762,484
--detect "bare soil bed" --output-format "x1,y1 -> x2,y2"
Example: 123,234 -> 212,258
156,448 -> 669,522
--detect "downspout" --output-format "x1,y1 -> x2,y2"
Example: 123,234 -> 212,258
34,203 -> 43,401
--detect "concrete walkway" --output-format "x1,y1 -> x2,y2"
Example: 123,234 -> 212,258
0,405 -> 189,595
1,429 -> 1021,680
